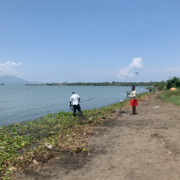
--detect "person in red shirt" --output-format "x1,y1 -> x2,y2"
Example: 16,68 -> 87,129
128,86 -> 138,115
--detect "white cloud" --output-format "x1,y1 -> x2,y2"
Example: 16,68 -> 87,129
117,57 -> 143,78
5,61 -> 22,66
0,61 -> 22,76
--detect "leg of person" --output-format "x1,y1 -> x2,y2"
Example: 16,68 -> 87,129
73,105 -> 77,117
131,106 -> 134,115
130,106 -> 135,115
77,104 -> 83,117
130,99 -> 135,115
134,99 -> 138,114
133,106 -> 136,114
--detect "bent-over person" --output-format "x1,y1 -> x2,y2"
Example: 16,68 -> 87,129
70,92 -> 83,117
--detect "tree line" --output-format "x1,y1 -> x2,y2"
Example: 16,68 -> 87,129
66,81 -> 157,86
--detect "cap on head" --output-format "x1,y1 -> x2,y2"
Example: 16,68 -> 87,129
72,92 -> 75,94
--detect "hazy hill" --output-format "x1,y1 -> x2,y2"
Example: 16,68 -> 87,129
0,75 -> 43,84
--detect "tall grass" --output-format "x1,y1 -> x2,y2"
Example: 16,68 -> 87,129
159,89 -> 180,105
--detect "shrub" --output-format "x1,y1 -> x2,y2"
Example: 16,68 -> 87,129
166,81 -> 173,90
155,76 -> 180,90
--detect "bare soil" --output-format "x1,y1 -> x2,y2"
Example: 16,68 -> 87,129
13,94 -> 180,180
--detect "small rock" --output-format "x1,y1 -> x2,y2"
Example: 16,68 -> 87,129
89,117 -> 93,120
54,157 -> 60,160
162,142 -> 167,146
153,106 -> 160,108
115,109 -> 120,112
44,143 -> 53,150
33,160 -> 39,165
83,132 -> 87,136
168,151 -> 171,154
9,167 -> 17,171
18,156 -> 23,160
121,109 -> 125,113
150,133 -> 159,137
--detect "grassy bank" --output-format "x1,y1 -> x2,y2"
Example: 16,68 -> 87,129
159,89 -> 180,105
0,92 -> 151,180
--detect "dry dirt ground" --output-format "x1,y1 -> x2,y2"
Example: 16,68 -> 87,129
13,94 -> 180,180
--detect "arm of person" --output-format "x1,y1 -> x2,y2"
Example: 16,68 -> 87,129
70,97 -> 72,106
77,95 -> 80,103
128,92 -> 133,98
128,91 -> 136,98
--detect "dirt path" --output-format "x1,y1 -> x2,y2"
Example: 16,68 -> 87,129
13,94 -> 180,180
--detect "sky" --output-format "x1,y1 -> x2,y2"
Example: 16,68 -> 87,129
0,0 -> 180,83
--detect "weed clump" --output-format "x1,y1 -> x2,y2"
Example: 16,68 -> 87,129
0,92 -> 149,179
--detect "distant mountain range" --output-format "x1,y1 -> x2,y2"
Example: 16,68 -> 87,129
0,75 -> 43,84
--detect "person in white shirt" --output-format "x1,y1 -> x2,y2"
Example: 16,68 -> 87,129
128,86 -> 138,115
70,92 -> 83,117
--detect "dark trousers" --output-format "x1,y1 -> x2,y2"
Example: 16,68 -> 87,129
73,104 -> 83,117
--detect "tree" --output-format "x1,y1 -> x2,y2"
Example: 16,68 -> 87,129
166,81 -> 173,90
175,81 -> 180,88
170,76 -> 179,84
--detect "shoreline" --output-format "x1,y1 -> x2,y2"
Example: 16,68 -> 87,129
0,86 -> 149,127
13,90 -> 180,180
1,98 -> 127,128
0,91 -> 152,179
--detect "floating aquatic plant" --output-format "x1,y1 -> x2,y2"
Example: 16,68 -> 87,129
0,92 -> 150,179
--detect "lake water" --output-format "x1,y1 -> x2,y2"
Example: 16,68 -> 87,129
0,85 -> 148,127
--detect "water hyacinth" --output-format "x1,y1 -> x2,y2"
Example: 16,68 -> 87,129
0,92 -> 150,179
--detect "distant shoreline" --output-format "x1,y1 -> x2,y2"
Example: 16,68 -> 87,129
26,84 -> 65,86
26,83 -> 154,86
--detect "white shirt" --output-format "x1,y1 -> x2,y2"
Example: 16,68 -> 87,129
70,94 -> 80,105
128,90 -> 136,99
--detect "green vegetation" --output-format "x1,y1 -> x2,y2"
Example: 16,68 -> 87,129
28,77 -> 180,88
66,81 -> 156,86
155,76 -> 180,104
154,76 -> 180,90
0,92 -> 149,179
159,89 -> 180,105
26,81 -> 157,86
166,76 -> 180,90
